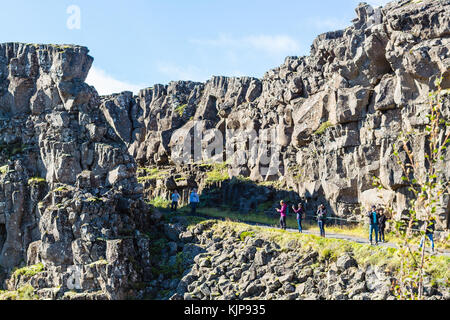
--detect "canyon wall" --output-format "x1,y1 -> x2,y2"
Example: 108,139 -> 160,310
101,0 -> 450,229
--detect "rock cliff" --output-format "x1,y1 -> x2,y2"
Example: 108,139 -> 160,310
100,0 -> 450,230
0,43 -> 160,299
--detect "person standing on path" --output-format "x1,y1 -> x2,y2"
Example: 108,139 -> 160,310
316,204 -> 327,237
292,203 -> 305,233
419,217 -> 436,254
171,190 -> 181,212
276,200 -> 288,230
367,205 -> 379,245
377,208 -> 387,243
189,189 -> 200,215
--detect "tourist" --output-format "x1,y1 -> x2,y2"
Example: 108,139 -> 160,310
317,204 -> 327,237
419,217 -> 436,254
378,208 -> 387,243
292,203 -> 305,233
171,190 -> 181,212
189,189 -> 200,215
276,200 -> 288,230
367,205 -> 379,245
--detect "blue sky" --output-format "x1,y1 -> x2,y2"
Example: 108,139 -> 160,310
0,0 -> 390,95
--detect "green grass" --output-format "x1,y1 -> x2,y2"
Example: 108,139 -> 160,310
239,231 -> 255,242
137,168 -> 169,183
0,285 -> 38,300
314,121 -> 334,135
12,263 -> 44,279
27,177 -> 46,185
205,162 -> 230,184
148,196 -> 171,209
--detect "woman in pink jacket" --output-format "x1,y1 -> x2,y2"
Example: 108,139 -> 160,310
276,200 -> 288,230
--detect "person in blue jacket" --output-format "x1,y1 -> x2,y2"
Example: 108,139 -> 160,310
171,190 -> 181,212
189,189 -> 200,215
367,205 -> 379,245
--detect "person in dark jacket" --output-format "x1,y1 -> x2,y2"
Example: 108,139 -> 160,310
377,208 -> 387,243
292,203 -> 305,233
367,205 -> 379,245
316,204 -> 327,237
419,217 -> 436,253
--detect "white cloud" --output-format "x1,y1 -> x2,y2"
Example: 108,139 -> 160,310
190,33 -> 301,57
244,35 -> 301,56
156,62 -> 211,82
156,61 -> 246,82
86,66 -> 145,96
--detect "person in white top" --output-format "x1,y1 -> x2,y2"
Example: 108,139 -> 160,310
171,190 -> 181,212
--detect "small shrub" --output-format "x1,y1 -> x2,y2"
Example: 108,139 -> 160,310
0,165 -> 8,175
148,196 -> 171,209
175,104 -> 188,117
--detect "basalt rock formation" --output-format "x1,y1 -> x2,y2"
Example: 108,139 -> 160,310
100,0 -> 450,231
0,0 -> 449,300
0,43 -> 160,299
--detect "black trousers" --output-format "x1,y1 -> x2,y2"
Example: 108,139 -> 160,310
379,226 -> 385,241
190,202 -> 197,215
280,216 -> 287,230
171,201 -> 178,211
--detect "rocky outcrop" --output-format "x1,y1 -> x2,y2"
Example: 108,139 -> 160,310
99,0 -> 450,231
0,43 -> 160,299
150,219 -> 448,301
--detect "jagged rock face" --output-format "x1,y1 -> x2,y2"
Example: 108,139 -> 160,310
0,43 -> 159,299
102,0 -> 450,230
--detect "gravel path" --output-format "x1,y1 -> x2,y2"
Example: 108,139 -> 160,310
170,211 -> 450,257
